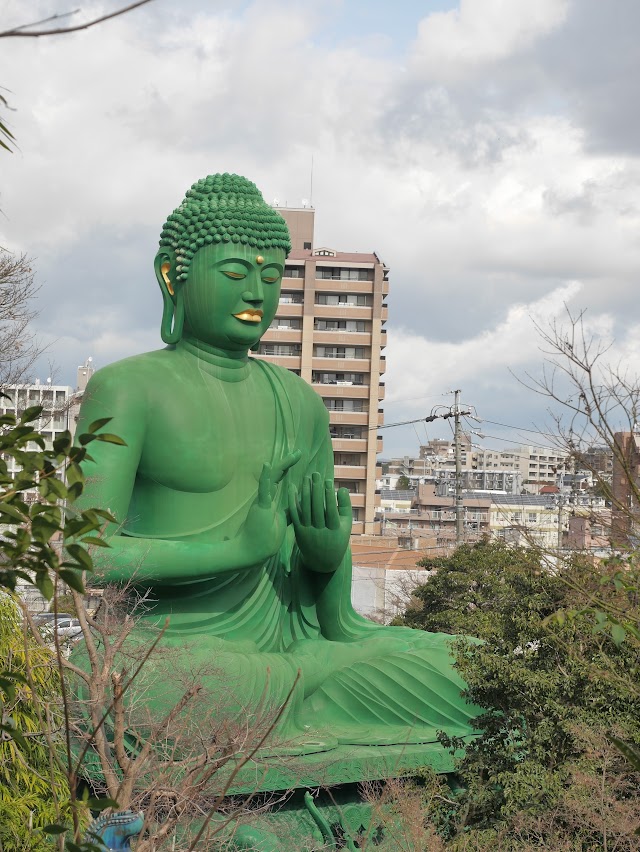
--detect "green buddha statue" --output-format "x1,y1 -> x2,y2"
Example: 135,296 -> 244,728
76,173 -> 481,757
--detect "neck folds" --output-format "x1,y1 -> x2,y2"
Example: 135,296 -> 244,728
177,334 -> 251,382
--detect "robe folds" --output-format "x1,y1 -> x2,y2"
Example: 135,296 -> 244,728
109,358 -> 483,752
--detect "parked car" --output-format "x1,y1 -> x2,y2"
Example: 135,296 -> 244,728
33,612 -> 73,625
39,616 -> 82,643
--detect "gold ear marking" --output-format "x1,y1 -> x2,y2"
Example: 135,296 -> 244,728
161,261 -> 175,295
256,255 -> 264,265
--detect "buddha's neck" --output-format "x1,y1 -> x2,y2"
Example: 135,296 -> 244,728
177,334 -> 251,382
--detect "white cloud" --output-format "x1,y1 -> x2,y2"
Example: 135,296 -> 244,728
1,0 -> 640,457
385,281 -> 589,409
409,0 -> 569,81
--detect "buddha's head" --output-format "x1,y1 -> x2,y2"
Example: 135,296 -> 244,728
155,173 -> 291,352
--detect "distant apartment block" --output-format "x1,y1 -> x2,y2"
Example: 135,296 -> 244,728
381,484 -> 491,546
0,359 -> 95,490
380,438 -> 570,493
576,445 -> 614,482
566,507 -> 611,552
255,207 -> 387,535
611,431 -> 640,548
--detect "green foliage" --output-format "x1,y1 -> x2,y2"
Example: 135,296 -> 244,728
395,474 -> 411,490
0,404 -> 118,599
0,406 -> 122,849
0,595 -> 71,850
400,540 -> 640,850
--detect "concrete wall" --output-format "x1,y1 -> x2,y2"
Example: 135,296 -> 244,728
351,566 -> 428,622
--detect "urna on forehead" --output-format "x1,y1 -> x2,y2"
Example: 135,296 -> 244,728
159,173 -> 291,283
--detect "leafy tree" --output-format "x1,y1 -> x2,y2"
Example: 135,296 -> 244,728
0,595 -> 71,851
0,403 -> 124,849
396,474 -> 411,490
400,540 -> 640,850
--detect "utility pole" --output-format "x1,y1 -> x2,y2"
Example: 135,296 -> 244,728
454,389 -> 464,545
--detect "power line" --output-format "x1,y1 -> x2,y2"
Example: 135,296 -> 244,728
477,418 -> 560,439
464,425 -> 562,452
372,408 -> 468,431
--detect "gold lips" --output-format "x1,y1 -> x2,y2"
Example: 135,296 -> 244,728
233,310 -> 263,323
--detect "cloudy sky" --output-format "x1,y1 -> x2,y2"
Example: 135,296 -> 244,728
2,0 -> 640,456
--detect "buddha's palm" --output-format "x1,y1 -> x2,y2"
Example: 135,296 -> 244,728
241,453 -> 301,566
289,472 -> 352,573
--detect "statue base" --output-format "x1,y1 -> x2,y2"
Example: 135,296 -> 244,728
208,739 -> 472,850
222,738 -> 470,794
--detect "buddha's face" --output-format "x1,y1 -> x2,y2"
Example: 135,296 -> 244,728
182,243 -> 285,352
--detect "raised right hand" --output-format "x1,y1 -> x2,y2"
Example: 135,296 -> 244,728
240,461 -> 288,565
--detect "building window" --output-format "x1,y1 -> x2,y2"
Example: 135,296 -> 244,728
259,344 -> 302,357
336,480 -> 360,493
269,317 -> 301,329
330,425 -> 364,439
334,453 -> 362,466
279,291 -> 304,304
315,294 -> 372,307
312,372 -> 365,385
316,267 -> 373,281
284,267 -> 303,278
314,345 -> 366,359
303,242 -> 312,250
315,319 -> 367,332
528,513 -> 537,523
324,399 -> 364,412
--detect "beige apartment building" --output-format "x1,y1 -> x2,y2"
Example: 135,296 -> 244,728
254,207 -> 388,535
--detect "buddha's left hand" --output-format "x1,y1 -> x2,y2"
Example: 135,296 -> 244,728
289,473 -> 352,573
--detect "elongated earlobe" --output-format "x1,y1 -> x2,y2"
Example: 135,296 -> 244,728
160,286 -> 184,344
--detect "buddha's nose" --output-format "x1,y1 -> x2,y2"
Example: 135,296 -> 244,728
241,272 -> 264,305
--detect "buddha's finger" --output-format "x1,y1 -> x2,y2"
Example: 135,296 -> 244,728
311,472 -> 325,528
337,488 -> 353,520
274,450 -> 302,482
324,480 -> 340,531
258,463 -> 272,508
301,476 -> 312,525
288,485 -> 302,529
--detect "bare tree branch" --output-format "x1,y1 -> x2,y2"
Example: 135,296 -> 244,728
0,1 -> 155,38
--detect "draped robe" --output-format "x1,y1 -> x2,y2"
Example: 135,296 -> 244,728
77,346 -> 482,754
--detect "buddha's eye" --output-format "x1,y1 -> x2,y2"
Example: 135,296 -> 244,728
221,269 -> 246,281
261,267 -> 282,284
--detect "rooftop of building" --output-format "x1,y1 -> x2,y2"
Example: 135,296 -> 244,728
415,485 -> 492,509
490,494 -> 559,506
379,490 -> 416,500
287,249 -> 381,264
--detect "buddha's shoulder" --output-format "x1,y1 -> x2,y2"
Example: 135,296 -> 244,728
85,349 -> 179,395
